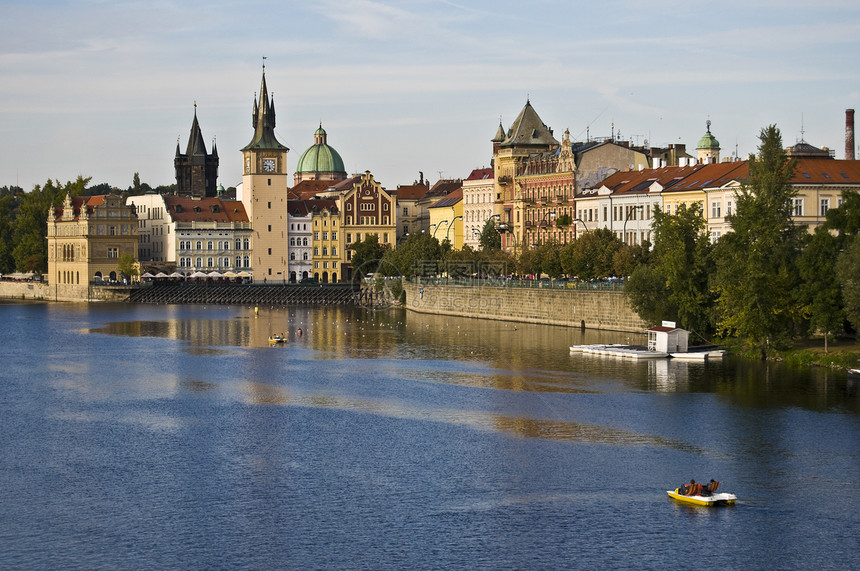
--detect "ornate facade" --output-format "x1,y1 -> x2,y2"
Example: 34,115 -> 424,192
47,193 -> 139,295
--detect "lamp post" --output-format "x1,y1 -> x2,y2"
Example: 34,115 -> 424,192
538,210 -> 556,244
573,217 -> 590,240
445,215 -> 463,244
432,220 -> 448,239
622,204 -> 644,245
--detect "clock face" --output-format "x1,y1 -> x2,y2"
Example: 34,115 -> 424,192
262,158 -> 276,172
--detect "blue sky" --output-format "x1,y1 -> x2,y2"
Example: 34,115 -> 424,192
2,0 -> 859,192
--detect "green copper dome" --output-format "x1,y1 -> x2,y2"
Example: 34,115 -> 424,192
295,125 -> 346,175
697,120 -> 720,149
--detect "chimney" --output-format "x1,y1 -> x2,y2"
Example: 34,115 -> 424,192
847,109 -> 855,160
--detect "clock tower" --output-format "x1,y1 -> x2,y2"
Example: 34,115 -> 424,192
241,66 -> 289,283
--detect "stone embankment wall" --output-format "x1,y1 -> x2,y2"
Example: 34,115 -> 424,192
0,281 -> 130,302
403,282 -> 647,333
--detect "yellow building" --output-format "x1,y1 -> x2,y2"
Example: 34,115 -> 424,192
47,192 -> 139,298
428,188 -> 464,248
310,199 -> 343,283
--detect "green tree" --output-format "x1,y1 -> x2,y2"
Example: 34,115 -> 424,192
350,234 -> 386,281
479,218 -> 501,250
383,232 -> 442,277
117,253 -> 138,281
0,194 -> 17,274
837,235 -> 860,333
625,264 -> 676,326
713,125 -> 804,357
560,227 -> 622,280
651,203 -> 714,335
797,227 -> 844,351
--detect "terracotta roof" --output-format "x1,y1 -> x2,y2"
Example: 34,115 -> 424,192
466,168 -> 493,181
53,194 -> 109,221
428,179 -> 463,196
392,183 -> 430,200
288,179 -> 338,200
288,199 -> 338,217
165,196 -> 248,223
661,162 -> 747,194
790,159 -> 860,184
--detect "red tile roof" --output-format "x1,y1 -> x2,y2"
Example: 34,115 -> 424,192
165,197 -> 248,223
466,168 -> 493,181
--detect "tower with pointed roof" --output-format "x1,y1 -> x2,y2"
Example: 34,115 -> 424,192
175,105 -> 219,198
240,65 -> 290,283
697,120 -> 720,164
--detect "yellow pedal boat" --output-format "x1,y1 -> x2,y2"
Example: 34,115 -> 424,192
667,487 -> 736,507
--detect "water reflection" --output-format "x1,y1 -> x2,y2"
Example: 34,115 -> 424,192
82,304 -> 859,414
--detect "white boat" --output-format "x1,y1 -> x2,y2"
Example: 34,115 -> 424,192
848,368 -> 860,377
569,344 -> 668,359
669,349 -> 726,361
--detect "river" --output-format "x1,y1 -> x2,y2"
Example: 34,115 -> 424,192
0,302 -> 857,569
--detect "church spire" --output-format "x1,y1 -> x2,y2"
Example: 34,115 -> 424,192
243,65 -> 288,152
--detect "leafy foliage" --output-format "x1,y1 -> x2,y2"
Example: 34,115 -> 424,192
714,125 -> 804,356
559,228 -> 622,280
837,236 -> 860,333
478,218 -> 501,250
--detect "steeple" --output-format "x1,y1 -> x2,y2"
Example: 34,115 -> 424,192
185,103 -> 208,157
243,66 -> 288,152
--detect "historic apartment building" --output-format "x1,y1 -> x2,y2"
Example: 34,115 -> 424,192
47,192 -> 139,297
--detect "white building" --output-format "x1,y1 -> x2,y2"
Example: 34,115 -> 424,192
462,167 -> 495,249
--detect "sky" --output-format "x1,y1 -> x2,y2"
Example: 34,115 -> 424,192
2,0 -> 860,192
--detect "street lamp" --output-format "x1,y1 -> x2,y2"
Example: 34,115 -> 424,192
445,215 -> 463,243
573,217 -> 590,240
432,220 -> 448,238
622,204 -> 644,245
538,210 -> 556,244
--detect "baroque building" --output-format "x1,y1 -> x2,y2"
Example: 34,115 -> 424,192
174,105 -> 219,198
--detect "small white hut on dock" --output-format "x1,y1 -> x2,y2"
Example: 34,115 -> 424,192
647,321 -> 689,353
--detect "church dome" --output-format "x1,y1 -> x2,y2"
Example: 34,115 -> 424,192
295,125 -> 346,176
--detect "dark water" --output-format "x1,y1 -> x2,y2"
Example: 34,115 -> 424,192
0,302 -> 858,570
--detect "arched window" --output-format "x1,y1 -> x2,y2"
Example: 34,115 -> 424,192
303,252 -> 308,261
207,241 -> 213,250
290,252 -> 295,260
302,238 -> 308,246
196,241 -> 202,250
243,255 -> 249,268
243,238 -> 250,250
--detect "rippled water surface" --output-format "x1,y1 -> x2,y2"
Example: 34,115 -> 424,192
1,302 -> 858,569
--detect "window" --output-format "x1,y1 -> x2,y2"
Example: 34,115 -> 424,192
820,198 -> 830,216
267,202 -> 271,208
302,238 -> 308,246
322,232 -> 328,240
303,252 -> 308,261
267,248 -> 272,255
267,225 -> 271,232
332,246 -> 337,256
290,252 -> 295,260
314,232 -> 319,240
322,247 -> 328,256
290,238 -> 295,246
314,247 -> 319,255
235,239 -> 242,250
243,238 -> 250,250
726,200 -> 732,216
196,241 -> 202,250
107,247 -> 118,258
207,257 -> 214,268
403,207 -> 408,216
711,202 -> 721,218
792,198 -> 804,217
346,233 -> 352,243
207,241 -> 213,250
331,231 -> 337,240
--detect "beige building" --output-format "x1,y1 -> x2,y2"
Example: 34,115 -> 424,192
462,168 -> 494,249
47,192 -> 139,297
239,68 -> 290,284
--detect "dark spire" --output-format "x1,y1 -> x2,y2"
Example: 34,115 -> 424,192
185,103 -> 208,157
242,67 -> 288,152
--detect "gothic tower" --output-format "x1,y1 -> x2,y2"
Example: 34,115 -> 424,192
175,105 -> 219,198
241,66 -> 290,283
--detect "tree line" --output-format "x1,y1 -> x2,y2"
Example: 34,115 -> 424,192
0,175 -> 176,275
